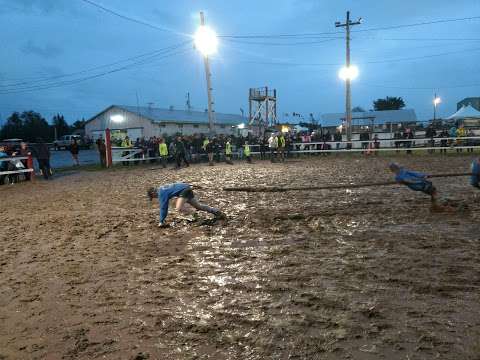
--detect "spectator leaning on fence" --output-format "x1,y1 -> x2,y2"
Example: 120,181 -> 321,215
32,138 -> 52,180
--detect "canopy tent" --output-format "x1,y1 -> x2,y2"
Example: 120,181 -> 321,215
447,105 -> 480,120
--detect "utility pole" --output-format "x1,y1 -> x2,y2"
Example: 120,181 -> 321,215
200,12 -> 216,134
336,11 -> 362,145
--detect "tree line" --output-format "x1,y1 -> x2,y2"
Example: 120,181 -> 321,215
0,111 -> 86,142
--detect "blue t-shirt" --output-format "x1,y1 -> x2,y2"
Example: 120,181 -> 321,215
395,168 -> 429,192
158,182 -> 191,222
471,160 -> 480,188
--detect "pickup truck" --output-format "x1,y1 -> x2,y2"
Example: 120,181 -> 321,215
53,135 -> 84,150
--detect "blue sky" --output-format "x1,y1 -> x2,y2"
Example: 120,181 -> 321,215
0,0 -> 479,125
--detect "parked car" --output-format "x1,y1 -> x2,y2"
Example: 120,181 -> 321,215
53,135 -> 84,150
0,138 -> 23,153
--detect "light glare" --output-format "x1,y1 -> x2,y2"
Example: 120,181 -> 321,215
194,26 -> 218,56
110,114 -> 124,123
339,65 -> 359,81
434,97 -> 441,106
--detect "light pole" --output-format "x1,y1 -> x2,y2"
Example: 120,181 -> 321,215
195,12 -> 218,134
336,11 -> 362,146
433,94 -> 441,121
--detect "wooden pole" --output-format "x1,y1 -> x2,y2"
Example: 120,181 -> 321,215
223,173 -> 472,193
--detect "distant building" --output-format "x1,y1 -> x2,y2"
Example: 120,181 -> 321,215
84,105 -> 245,140
321,109 -> 417,133
457,97 -> 480,111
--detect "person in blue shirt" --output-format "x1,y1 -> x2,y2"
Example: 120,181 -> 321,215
471,158 -> 480,189
147,182 -> 225,227
389,163 -> 438,206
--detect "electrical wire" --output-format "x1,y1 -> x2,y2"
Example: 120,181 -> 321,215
0,47 -> 193,94
78,0 -> 185,36
0,41 -> 192,88
219,15 -> 480,39
224,46 -> 480,67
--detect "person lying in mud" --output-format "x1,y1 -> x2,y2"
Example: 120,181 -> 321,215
389,162 -> 440,207
389,163 -> 463,212
471,158 -> 480,189
147,182 -> 226,227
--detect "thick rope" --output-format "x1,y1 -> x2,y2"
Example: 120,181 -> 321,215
223,173 -> 472,193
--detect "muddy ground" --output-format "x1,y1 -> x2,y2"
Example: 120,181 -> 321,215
1,154 -> 479,360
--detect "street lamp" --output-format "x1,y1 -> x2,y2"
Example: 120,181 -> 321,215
195,12 -> 218,134
433,94 -> 441,121
338,65 -> 359,81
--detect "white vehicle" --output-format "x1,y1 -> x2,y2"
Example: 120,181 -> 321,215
53,135 -> 83,150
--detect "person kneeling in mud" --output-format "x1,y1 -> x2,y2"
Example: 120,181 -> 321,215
147,182 -> 226,227
471,158 -> 480,189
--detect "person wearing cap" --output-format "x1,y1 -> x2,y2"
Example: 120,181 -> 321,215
389,163 -> 438,205
147,182 -> 225,227
471,158 -> 480,189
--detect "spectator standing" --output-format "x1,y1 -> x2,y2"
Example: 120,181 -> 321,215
466,129 -> 475,153
425,125 -> 437,153
334,131 -> 342,150
456,125 -> 466,153
373,134 -> 380,155
159,138 -> 168,168
69,138 -> 80,166
268,133 -> 278,162
277,133 -> 286,162
96,137 -> 107,168
174,136 -> 189,169
260,134 -> 267,160
32,138 -> 52,180
439,129 -> 448,153
121,136 -> 132,166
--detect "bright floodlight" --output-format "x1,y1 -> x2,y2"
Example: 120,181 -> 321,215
110,114 -> 124,123
194,25 -> 218,56
434,97 -> 441,106
339,65 -> 359,81
238,123 -> 245,129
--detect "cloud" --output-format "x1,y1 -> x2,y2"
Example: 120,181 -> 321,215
21,40 -> 63,59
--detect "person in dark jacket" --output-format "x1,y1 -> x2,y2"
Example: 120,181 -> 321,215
32,138 -> 52,179
96,138 -> 107,167
69,138 -> 80,166
174,136 -> 189,169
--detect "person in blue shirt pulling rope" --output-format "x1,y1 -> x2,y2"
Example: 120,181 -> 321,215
147,182 -> 226,227
389,162 -> 440,207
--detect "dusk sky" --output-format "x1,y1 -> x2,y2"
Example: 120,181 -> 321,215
0,0 -> 479,125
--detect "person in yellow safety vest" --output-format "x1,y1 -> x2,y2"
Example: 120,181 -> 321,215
225,138 -> 233,165
244,141 -> 252,163
159,138 -> 168,168
121,136 -> 132,166
456,126 -> 466,153
277,133 -> 286,162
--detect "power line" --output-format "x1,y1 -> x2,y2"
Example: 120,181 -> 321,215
222,38 -> 342,46
0,48 -> 193,94
0,41 -> 192,88
226,46 -> 480,67
78,0 -> 185,36
219,15 -> 480,39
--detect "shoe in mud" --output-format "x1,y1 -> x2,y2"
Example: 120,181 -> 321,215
214,211 -> 227,220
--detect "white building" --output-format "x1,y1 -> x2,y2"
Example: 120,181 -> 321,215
85,105 -> 245,140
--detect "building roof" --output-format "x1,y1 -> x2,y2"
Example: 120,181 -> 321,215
111,105 -> 245,126
321,109 -> 417,127
448,105 -> 480,120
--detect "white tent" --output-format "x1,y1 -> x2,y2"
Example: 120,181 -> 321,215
447,105 -> 480,120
